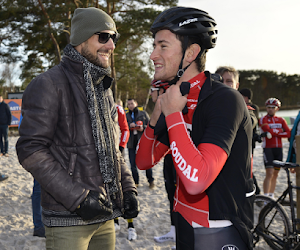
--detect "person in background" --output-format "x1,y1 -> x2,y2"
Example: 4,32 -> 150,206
259,98 -> 291,199
0,95 -> 12,157
239,88 -> 259,122
215,67 -> 261,195
215,66 -> 239,90
150,81 -> 176,247
239,88 -> 260,149
287,110 -> 300,163
239,88 -> 261,195
115,99 -> 129,156
19,113 -> 45,237
114,99 -> 137,241
136,7 -> 253,250
126,98 -> 154,189
16,7 -> 138,250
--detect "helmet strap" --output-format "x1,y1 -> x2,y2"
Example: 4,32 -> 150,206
168,36 -> 205,85
166,36 -> 188,85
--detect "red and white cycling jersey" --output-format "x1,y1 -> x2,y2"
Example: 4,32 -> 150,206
259,114 -> 291,148
136,72 -> 228,228
116,105 -> 129,148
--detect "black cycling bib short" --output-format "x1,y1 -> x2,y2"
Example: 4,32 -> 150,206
175,212 -> 249,250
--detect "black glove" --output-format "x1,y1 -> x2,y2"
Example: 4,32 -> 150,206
119,146 -> 124,153
260,131 -> 269,138
75,191 -> 113,221
123,191 -> 140,219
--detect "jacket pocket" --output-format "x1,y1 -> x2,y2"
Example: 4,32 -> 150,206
68,153 -> 77,176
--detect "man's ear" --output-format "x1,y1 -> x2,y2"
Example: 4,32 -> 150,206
185,44 -> 201,63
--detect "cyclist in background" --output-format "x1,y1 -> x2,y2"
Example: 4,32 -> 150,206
259,98 -> 291,199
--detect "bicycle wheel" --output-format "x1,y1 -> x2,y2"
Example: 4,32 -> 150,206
254,195 -> 291,250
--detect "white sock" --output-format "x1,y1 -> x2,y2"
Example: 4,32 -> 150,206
154,225 -> 176,243
269,193 -> 274,199
170,225 -> 175,236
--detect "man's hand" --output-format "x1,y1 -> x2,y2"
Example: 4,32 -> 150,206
130,122 -> 136,129
75,191 -> 113,221
123,191 -> 140,219
160,83 -> 188,117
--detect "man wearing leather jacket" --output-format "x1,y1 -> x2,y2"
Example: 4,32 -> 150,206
16,7 -> 138,250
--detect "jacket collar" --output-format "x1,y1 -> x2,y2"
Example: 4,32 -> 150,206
197,71 -> 214,104
61,56 -> 113,90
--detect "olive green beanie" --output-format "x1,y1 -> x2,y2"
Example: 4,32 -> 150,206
70,7 -> 117,46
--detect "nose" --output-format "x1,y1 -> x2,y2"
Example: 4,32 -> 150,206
106,38 -> 115,50
150,47 -> 158,61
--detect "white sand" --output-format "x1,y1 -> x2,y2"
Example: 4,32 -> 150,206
0,136 -> 293,249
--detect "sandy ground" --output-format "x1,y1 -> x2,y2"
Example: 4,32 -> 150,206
0,136 -> 293,249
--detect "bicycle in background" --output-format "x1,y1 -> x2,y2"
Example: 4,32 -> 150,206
252,160 -> 300,250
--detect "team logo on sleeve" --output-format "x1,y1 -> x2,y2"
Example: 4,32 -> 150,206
170,141 -> 198,182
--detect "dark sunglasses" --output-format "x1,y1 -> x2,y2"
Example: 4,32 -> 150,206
94,32 -> 120,44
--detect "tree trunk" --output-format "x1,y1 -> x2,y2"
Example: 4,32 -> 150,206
144,88 -> 151,110
111,55 -> 117,101
38,0 -> 61,63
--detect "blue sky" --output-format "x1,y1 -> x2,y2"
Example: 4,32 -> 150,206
177,0 -> 300,75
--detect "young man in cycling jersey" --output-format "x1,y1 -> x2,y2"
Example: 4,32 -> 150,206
259,98 -> 291,199
135,7 -> 254,250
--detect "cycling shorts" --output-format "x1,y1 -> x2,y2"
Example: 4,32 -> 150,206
263,147 -> 283,170
174,212 -> 249,250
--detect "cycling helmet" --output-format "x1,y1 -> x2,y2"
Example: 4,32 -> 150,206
150,7 -> 217,85
150,7 -> 217,49
265,98 -> 281,108
151,79 -> 169,91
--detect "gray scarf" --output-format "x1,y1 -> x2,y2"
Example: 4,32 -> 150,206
64,44 -> 120,199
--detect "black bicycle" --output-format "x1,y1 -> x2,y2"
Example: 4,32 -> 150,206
252,160 -> 300,250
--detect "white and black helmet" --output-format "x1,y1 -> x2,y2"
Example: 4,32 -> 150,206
150,7 -> 217,85
150,7 -> 217,50
265,98 -> 281,108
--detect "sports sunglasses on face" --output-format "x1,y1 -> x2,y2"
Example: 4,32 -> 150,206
94,32 -> 120,44
150,87 -> 160,92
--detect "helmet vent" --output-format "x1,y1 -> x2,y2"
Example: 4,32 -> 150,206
201,21 -> 212,28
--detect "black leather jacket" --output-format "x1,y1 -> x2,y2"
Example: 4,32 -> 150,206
16,56 -> 136,216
